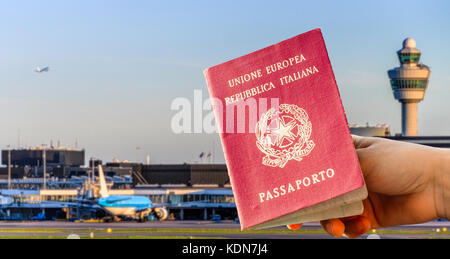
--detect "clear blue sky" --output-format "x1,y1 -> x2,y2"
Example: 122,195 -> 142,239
0,0 -> 449,164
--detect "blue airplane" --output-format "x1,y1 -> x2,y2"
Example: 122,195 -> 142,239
97,165 -> 168,222
35,66 -> 50,73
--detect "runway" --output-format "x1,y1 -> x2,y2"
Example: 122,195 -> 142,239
0,220 -> 448,239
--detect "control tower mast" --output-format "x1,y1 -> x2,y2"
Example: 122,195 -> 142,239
388,38 -> 431,136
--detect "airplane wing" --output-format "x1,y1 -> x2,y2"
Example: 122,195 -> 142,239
135,207 -> 151,213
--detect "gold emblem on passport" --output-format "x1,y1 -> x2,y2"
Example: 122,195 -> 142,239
256,104 -> 315,168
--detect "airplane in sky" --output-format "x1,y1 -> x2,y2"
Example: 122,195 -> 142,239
97,165 -> 168,222
35,66 -> 50,73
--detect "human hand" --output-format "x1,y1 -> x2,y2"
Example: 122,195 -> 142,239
288,135 -> 450,238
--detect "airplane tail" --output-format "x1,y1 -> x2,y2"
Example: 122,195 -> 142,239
98,165 -> 109,198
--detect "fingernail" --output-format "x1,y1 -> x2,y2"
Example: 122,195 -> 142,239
325,222 -> 337,237
287,224 -> 302,230
356,221 -> 366,233
358,217 -> 371,234
325,220 -> 345,237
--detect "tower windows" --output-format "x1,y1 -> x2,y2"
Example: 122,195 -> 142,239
390,79 -> 428,90
398,52 -> 421,64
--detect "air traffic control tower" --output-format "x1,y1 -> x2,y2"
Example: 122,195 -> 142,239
388,38 -> 430,136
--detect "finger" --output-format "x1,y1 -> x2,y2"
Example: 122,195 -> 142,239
320,218 -> 345,238
342,216 -> 371,239
287,223 -> 303,230
340,215 -> 359,221
361,198 -> 382,229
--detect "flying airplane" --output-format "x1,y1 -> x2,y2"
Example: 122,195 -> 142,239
35,66 -> 50,73
96,165 -> 168,222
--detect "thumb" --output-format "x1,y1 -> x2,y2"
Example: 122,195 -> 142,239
352,135 -> 377,149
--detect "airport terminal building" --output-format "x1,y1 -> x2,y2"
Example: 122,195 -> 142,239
0,150 -> 237,221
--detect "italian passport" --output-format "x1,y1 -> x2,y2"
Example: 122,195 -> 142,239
203,29 -> 367,230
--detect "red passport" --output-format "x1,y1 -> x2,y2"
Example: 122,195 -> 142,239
204,29 -> 365,230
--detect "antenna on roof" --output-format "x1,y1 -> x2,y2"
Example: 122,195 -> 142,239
17,129 -> 21,149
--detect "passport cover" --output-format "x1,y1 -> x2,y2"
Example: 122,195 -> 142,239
204,29 -> 365,230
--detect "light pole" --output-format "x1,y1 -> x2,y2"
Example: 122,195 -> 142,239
136,147 -> 142,163
90,157 -> 96,183
7,145 -> 11,190
42,144 -> 47,190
